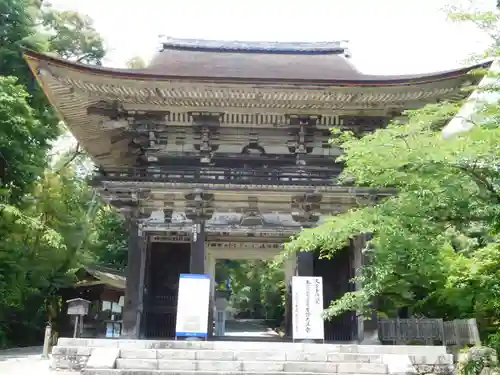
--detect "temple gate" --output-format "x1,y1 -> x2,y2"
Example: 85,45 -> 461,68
24,38 -> 487,342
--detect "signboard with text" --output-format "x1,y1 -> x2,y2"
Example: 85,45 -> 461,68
175,274 -> 211,338
292,276 -> 324,340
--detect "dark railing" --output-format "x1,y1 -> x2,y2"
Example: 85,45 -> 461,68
324,311 -> 358,342
93,166 -> 340,186
144,295 -> 177,339
144,310 -> 177,339
378,318 -> 481,345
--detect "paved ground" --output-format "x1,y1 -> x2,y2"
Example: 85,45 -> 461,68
0,347 -> 52,375
224,319 -> 280,338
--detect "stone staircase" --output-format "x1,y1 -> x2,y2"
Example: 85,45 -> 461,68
52,338 -> 454,375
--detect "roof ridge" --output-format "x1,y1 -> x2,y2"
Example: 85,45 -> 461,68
84,264 -> 125,276
160,37 -> 348,55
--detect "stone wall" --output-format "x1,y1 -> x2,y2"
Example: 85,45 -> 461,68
51,346 -> 92,371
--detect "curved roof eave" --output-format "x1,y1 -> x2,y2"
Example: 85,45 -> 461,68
23,49 -> 492,87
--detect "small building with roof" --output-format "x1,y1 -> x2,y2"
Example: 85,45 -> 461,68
58,266 -> 125,338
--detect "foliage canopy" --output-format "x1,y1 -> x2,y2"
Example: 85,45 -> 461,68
0,0 -> 126,348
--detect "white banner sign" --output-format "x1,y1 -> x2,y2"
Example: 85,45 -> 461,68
292,276 -> 324,340
175,273 -> 211,338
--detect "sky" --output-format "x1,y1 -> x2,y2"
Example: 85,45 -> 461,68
48,0 -> 495,75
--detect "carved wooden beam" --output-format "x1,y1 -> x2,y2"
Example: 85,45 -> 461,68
184,188 -> 215,221
291,191 -> 323,224
87,100 -> 123,118
339,115 -> 389,135
286,115 -> 320,165
190,112 -> 222,164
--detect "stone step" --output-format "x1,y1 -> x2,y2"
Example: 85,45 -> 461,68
51,345 -> 454,373
51,345 -> 454,374
116,359 -> 389,373
51,345 -> 453,365
84,371 -> 382,375
120,348 -> 386,363
119,349 -> 452,365
57,338 -> 448,356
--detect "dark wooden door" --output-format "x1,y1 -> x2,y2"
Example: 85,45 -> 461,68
143,242 -> 190,338
314,246 -> 358,342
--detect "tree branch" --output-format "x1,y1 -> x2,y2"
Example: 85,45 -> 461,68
397,159 -> 500,204
57,143 -> 82,172
76,54 -> 92,63
455,164 -> 500,204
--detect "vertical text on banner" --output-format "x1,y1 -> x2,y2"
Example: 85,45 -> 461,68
292,276 -> 324,340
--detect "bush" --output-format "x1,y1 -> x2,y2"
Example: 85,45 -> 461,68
457,346 -> 498,375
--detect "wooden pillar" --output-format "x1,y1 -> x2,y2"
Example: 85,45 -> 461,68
190,221 -> 206,274
292,215 -> 319,338
296,251 -> 314,276
185,187 -> 214,337
292,197 -> 322,276
122,215 -> 146,339
284,283 -> 292,338
353,234 -> 380,344
190,220 -> 213,337
283,255 -> 296,338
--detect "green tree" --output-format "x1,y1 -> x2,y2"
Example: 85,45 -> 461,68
0,0 -> 59,202
89,207 -> 128,271
0,0 -> 109,347
0,76 -> 50,201
125,56 -> 146,69
40,5 -> 106,64
0,0 -> 106,202
287,102 -> 496,313
218,260 -> 285,323
0,161 -> 96,347
284,5 -> 500,342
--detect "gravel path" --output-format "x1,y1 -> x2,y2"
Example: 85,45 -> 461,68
0,347 -> 52,375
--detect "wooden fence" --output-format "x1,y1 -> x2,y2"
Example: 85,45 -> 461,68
378,318 -> 481,346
